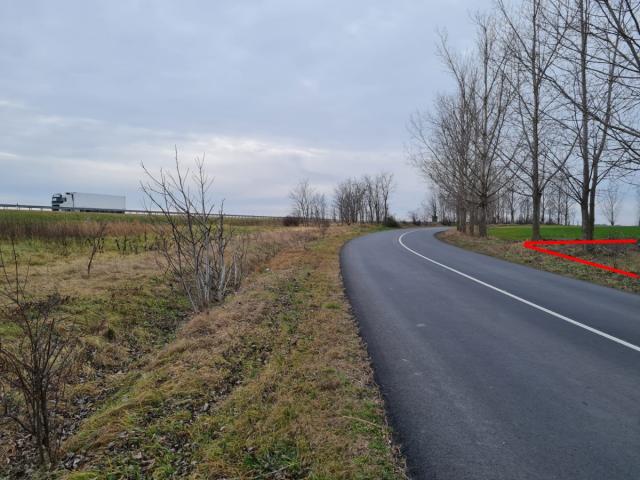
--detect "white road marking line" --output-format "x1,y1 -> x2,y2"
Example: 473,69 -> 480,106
398,230 -> 640,354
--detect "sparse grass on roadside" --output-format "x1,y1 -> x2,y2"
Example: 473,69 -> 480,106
440,227 -> 640,294
56,226 -> 406,479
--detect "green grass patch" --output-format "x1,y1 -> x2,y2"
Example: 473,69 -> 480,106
488,224 -> 640,241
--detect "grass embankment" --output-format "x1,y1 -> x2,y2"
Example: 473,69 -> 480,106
0,223 -> 188,474
57,225 -> 405,479
440,225 -> 640,293
0,217 -> 405,478
0,211 -> 347,476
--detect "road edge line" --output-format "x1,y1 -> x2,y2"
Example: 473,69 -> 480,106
398,230 -> 640,354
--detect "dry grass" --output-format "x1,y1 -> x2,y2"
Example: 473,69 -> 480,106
440,229 -> 640,294
0,210 -> 290,242
55,225 -> 406,479
0,225 -> 338,476
0,211 -> 154,241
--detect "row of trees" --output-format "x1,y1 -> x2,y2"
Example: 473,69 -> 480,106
288,180 -> 328,225
410,0 -> 640,239
423,175 -> 577,226
289,172 -> 394,225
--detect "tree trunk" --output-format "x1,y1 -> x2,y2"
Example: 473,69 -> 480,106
580,200 -> 592,240
469,206 -> 477,236
478,198 -> 488,237
458,206 -> 467,233
579,0 -> 593,241
532,188 -> 542,240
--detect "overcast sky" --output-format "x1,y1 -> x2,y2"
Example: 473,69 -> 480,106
1,0 -> 638,223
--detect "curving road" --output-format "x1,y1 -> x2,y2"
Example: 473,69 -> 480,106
341,227 -> 640,480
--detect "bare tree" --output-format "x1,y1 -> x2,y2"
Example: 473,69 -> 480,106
141,151 -> 246,312
410,20 -> 515,237
502,178 -> 523,224
362,175 -> 379,223
545,173 -> 574,224
332,174 -> 393,225
333,178 -> 365,224
289,179 -> 314,224
289,180 -> 329,225
540,0 -> 630,239
424,190 -> 440,223
0,242 -> 77,467
498,0 -> 575,239
409,84 -> 476,234
637,187 -> 640,225
377,172 -> 395,222
600,183 -> 623,224
469,14 -> 517,236
86,222 -> 107,277
589,0 -> 640,160
310,192 -> 327,223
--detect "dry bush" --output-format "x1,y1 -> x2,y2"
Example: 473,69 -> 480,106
282,215 -> 301,227
0,242 -> 78,468
142,153 -> 248,312
85,222 -> 107,277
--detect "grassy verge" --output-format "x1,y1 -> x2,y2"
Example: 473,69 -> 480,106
48,225 -> 406,479
440,227 -> 640,294
0,225 -> 333,476
487,224 -> 640,241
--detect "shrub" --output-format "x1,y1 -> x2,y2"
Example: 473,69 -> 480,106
383,216 -> 400,228
283,216 -> 301,227
0,243 -> 78,467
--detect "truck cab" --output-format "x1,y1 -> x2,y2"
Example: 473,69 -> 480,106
51,193 -> 70,211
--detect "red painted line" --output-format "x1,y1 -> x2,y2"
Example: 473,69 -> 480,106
522,239 -> 640,279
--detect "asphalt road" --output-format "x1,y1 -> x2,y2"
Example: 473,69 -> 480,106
340,227 -> 640,480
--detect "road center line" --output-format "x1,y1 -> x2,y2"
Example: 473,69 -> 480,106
398,230 -> 640,354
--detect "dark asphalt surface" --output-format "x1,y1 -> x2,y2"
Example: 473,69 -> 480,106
340,227 -> 640,480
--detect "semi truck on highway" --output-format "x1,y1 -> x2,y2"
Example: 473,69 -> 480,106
51,192 -> 126,213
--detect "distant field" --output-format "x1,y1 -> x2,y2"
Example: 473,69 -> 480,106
0,209 -> 284,224
0,209 -> 285,240
0,209 -> 157,223
489,225 -> 640,241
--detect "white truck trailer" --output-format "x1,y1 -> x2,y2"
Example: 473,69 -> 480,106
51,192 -> 126,213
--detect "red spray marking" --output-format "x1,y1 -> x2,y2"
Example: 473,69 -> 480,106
522,239 -> 640,279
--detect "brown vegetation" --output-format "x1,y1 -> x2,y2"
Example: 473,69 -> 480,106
0,244 -> 79,467
57,225 -> 405,479
1,220 -> 398,477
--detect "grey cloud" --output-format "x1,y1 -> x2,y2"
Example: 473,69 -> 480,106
4,0 -> 635,223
